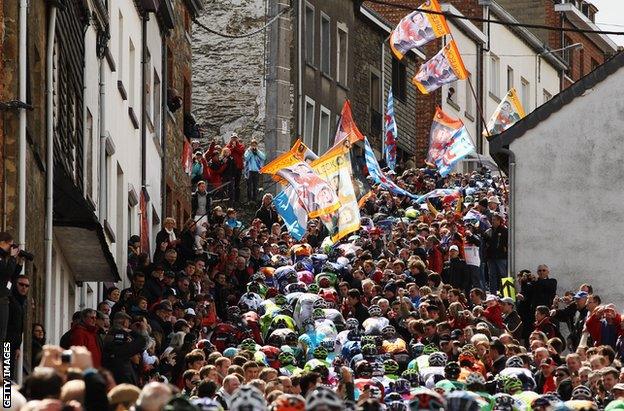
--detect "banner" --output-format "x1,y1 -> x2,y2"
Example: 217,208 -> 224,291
312,142 -> 361,242
276,161 -> 340,218
182,139 -> 193,175
384,89 -> 398,171
292,139 -> 319,162
274,187 -> 307,241
363,137 -> 418,199
428,107 -> 463,164
413,40 -> 468,94
415,188 -> 460,204
435,126 -> 475,176
333,100 -> 365,146
390,0 -> 450,60
484,88 -> 526,137
350,141 -> 373,205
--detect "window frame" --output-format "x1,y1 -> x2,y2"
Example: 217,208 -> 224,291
336,23 -> 348,86
520,77 -> 530,112
318,105 -> 332,154
489,53 -> 500,99
391,57 -> 407,103
303,96 -> 316,149
304,2 -> 315,65
320,12 -> 331,76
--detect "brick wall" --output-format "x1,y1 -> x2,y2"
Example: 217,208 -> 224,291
165,0 -> 193,221
562,22 -> 607,85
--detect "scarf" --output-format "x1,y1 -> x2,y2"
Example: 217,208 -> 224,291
165,227 -> 176,243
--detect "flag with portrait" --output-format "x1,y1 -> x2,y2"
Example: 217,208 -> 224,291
390,0 -> 451,60
333,100 -> 365,146
413,40 -> 468,94
484,88 -> 526,137
384,89 -> 398,171
274,186 -> 307,241
428,107 -> 463,165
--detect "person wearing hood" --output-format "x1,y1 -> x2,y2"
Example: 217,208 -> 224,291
6,274 -> 29,375
69,308 -> 102,367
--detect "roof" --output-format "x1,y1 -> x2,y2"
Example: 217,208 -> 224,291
362,0 -> 416,27
489,50 -> 624,172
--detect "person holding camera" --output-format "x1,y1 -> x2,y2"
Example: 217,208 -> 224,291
0,231 -> 25,344
226,133 -> 245,203
102,312 -> 149,386
244,139 -> 266,202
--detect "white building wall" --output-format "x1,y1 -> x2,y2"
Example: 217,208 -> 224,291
510,65 -> 624,310
483,16 -> 560,156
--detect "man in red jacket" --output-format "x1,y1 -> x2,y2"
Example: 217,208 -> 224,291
69,308 -> 102,367
226,133 -> 245,203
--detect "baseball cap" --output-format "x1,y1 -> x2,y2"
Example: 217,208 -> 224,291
107,383 -> 141,407
488,196 -> 500,204
501,297 -> 515,305
485,294 -> 500,303
574,291 -> 589,300
449,245 -> 459,252
113,311 -> 132,322
613,383 -> 624,391
540,358 -> 556,367
185,308 -> 197,316
154,301 -> 173,312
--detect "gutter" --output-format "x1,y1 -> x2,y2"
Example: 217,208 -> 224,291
141,16 -> 148,189
44,1 -> 58,383
498,147 -> 516,278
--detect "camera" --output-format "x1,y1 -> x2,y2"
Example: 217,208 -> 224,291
61,350 -> 72,363
10,244 -> 34,261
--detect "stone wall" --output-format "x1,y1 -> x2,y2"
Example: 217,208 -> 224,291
192,0 -> 267,144
165,0 -> 193,221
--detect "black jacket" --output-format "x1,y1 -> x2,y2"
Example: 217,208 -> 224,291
441,258 -> 471,294
149,313 -> 173,354
483,225 -> 508,260
6,286 -> 27,346
521,277 -> 557,311
0,249 -> 22,299
191,190 -> 210,217
255,204 -> 279,229
552,303 -> 588,350
143,275 -> 164,304
102,327 -> 148,386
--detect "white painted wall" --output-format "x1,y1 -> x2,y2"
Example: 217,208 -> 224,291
483,15 -> 560,156
510,64 -> 624,310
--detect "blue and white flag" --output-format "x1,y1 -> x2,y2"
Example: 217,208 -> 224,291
363,137 -> 418,199
435,126 -> 475,177
274,186 -> 307,241
384,90 -> 398,171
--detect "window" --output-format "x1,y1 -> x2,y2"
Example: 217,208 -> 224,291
563,36 -> 573,67
154,71 -> 161,140
117,11 -> 123,81
129,39 -> 135,107
447,80 -> 458,107
591,58 -> 599,71
489,54 -> 500,98
506,66 -> 514,91
370,71 -> 382,138
336,24 -> 348,85
303,97 -> 315,149
521,78 -> 530,111
391,58 -> 406,102
167,47 -> 174,87
320,14 -> 331,75
579,48 -> 585,77
183,77 -> 191,114
145,49 -> 152,121
304,3 -> 315,64
319,106 -> 331,154
542,89 -> 552,103
465,74 -> 474,118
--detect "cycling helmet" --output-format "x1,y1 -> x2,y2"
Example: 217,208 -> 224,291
505,355 -> 524,368
270,394 -> 305,411
384,359 -> 400,375
312,308 -> 326,321
251,273 -> 265,283
355,360 -> 373,378
492,393 -> 516,411
305,387 -> 343,411
502,375 -> 522,395
423,344 -> 438,355
312,299 -> 327,309
223,347 -> 238,358
444,361 -> 461,380
391,378 -> 411,395
408,387 -> 446,411
345,318 -> 359,330
284,332 -> 298,346
368,305 -> 382,317
464,372 -> 486,388
320,339 -> 334,351
460,344 -> 477,356
227,306 -> 241,320
360,336 -> 376,347
247,281 -> 262,294
275,294 -> 287,306
230,385 -> 267,411
410,342 -> 425,357
371,361 -> 385,377
401,368 -> 421,387
240,338 -> 257,352
285,283 -> 306,293
279,307 -> 294,318
279,351 -> 295,365
361,344 -> 378,357
191,398 -> 223,411
372,335 -> 384,347
571,384 -> 593,401
428,352 -> 448,367
446,391 -> 481,411
267,333 -> 284,348
385,392 -> 404,404
382,325 -> 397,338
307,283 -> 320,294
313,346 -> 328,360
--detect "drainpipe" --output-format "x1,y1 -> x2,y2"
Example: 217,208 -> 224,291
161,39 -> 167,220
44,2 -> 58,384
98,61 -> 107,223
498,148 -> 516,278
297,0 -> 303,135
141,17 -> 147,194
17,0 -> 27,256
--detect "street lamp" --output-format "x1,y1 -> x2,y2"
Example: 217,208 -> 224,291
535,43 -> 583,107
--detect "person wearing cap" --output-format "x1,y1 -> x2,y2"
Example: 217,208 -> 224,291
149,301 -> 174,353
441,244 -> 471,296
102,313 -> 149,386
108,383 -> 141,411
483,213 -> 508,293
612,383 -> 624,399
535,357 -> 557,394
482,294 -> 505,330
551,290 -> 589,351
487,196 -> 501,213
554,365 -> 573,401
500,297 -> 523,341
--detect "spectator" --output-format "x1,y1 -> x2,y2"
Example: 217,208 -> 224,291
552,290 -> 590,351
69,308 -> 102,367
244,139 -> 266,202
191,151 -> 204,184
154,217 -> 181,262
255,194 -> 278,229
483,213 -> 508,293
32,322 -> 46,366
221,147 -> 238,205
500,297 -> 523,341
0,231 -> 23,343
191,181 -> 211,224
226,133 -> 245,203
6,274 -> 29,375
102,312 -> 149,386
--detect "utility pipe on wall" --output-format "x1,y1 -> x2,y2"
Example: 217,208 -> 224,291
498,148 -> 516,278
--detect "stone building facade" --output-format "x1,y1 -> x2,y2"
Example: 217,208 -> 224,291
164,0 -> 202,225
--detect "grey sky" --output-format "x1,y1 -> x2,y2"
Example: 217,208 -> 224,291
592,0 -> 624,46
